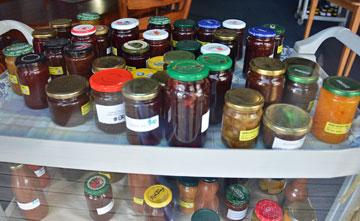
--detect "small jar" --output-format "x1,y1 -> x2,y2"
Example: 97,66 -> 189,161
71,24 -> 97,55
246,57 -> 286,107
263,24 -> 285,59
111,18 -> 140,56
46,75 -> 91,127
16,53 -> 49,109
143,29 -> 170,57
197,19 -> 221,45
148,16 -> 172,34
172,19 -> 196,48
77,12 -> 101,25
223,184 -> 250,221
221,88 -> 264,149
176,40 -> 202,57
64,42 -> 95,79
178,177 -> 199,214
128,174 -> 156,214
122,40 -> 150,71
194,178 -> 219,212
131,68 -> 157,79
44,38 -> 70,79
200,43 -> 231,56
214,29 -> 238,68
92,56 -> 126,73
95,25 -> 111,57
223,19 -> 246,60
32,28 -> 56,54
259,179 -> 286,195
49,18 -> 72,39
26,165 -> 50,188
197,54 -> 233,124
192,209 -> 220,221
163,50 -> 195,70
2,43 -> 33,95
144,184 -> 174,221
122,78 -> 162,145
84,174 -> 115,221
312,76 -> 360,144
263,104 -> 312,149
90,68 -> 133,133
252,199 -> 282,221
147,56 -> 165,72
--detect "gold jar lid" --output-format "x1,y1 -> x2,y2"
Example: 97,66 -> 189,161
214,28 -> 237,41
225,88 -> 264,112
49,18 -> 72,28
92,56 -> 126,73
32,28 -> 56,38
122,78 -> 159,101
250,57 -> 286,76
46,75 -> 89,100
95,25 -> 109,36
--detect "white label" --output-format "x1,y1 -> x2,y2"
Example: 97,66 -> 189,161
17,199 -> 41,211
96,104 -> 125,124
106,47 -> 111,55
96,199 -> 114,215
126,115 -> 159,132
227,208 -> 248,220
201,110 -> 210,133
272,137 -> 306,150
34,167 -> 46,177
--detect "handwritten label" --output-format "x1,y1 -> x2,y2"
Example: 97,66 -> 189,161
96,199 -> 114,215
17,199 -> 40,211
126,115 -> 159,132
272,137 -> 306,150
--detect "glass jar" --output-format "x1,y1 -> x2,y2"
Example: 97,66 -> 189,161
147,56 -> 165,72
144,184 -> 174,221
92,56 -> 126,73
128,174 -> 156,214
32,28 -> 56,54
71,24 -> 98,55
49,18 -> 72,39
95,25 -> 111,57
223,19 -> 246,60
151,70 -> 169,126
312,76 -> 360,144
172,19 -> 196,48
259,179 -> 286,195
143,29 -> 170,57
165,60 -> 210,147
16,53 -> 49,109
46,75 -> 91,127
122,78 -> 162,145
246,57 -> 286,107
90,68 -> 133,133
197,19 -> 221,45
200,43 -> 231,56
252,199 -> 282,221
284,179 -> 308,203
163,50 -> 195,70
111,18 -> 140,56
148,16 -> 172,34
263,24 -> 285,59
64,42 -> 95,79
223,184 -> 250,221
131,68 -> 157,79
192,209 -> 220,221
221,88 -> 264,149
214,29 -> 238,69
77,12 -> 101,25
197,54 -> 233,124
194,178 -> 219,212
84,174 -> 115,221
122,40 -> 150,71
243,27 -> 276,75
2,43 -> 33,95
284,201 -> 317,221
176,40 -> 202,57
26,165 -> 50,188
178,177 -> 199,214
44,38 -> 70,79
263,104 -> 312,149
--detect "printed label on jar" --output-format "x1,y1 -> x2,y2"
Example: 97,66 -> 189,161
126,66 -> 136,72
9,74 -> 18,84
272,136 -> 306,150
81,102 -> 91,116
96,103 -> 125,124
96,199 -> 114,215
201,110 -> 210,133
34,167 -> 46,177
227,208 -> 248,220
49,66 -> 64,76
171,39 -> 178,47
112,47 -> 118,56
179,200 -> 194,209
324,122 -> 352,135
106,47 -> 111,55
307,100 -> 315,112
277,44 -> 283,54
239,126 -> 260,141
125,115 -> 159,132
20,84 -> 30,95
17,198 -> 41,211
133,197 -> 144,205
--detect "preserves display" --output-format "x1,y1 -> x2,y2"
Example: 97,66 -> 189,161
192,209 -> 220,221
252,199 -> 282,221
312,76 -> 360,144
64,42 -> 95,79
95,25 -> 111,57
32,28 -> 56,54
77,12 -> 101,25
194,178 -> 219,212
214,28 -> 238,67
148,16 -> 172,34
163,50 -> 195,70
223,184 -> 250,221
122,40 -> 150,71
131,68 -> 157,79
262,24 -> 286,58
147,56 -> 165,71
172,19 -> 196,48
200,43 -> 231,56
144,184 -> 173,221
177,177 -> 199,214
71,24 -> 97,54
143,29 -> 170,57
92,56 -> 126,73
49,18 -> 72,39
196,19 -> 221,45
111,18 -> 140,56
176,40 -> 202,57
26,165 -> 50,188
222,19 -> 246,60
259,179 -> 286,195
44,38 -> 70,79
128,174 -> 156,214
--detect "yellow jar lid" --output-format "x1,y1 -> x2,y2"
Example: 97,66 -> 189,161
144,184 -> 172,209
147,56 -> 164,71
250,57 -> 286,77
131,68 -> 157,78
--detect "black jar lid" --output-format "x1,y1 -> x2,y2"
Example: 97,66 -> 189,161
45,38 -> 70,49
46,75 -> 89,100
176,40 -> 201,52
64,42 -> 93,57
122,78 -> 159,101
15,53 -> 46,66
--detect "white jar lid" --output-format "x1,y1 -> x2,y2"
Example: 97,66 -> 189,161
143,29 -> 169,41
71,24 -> 96,36
111,18 -> 139,30
222,19 -> 246,29
201,43 -> 231,56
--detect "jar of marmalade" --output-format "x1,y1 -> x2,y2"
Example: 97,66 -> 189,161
178,177 -> 199,214
131,68 -> 157,79
143,29 -> 170,57
172,19 -> 196,48
176,40 -> 202,57
122,40 -> 150,71
128,174 -> 156,214
49,18 -> 72,39
200,43 -> 231,56
111,18 -> 140,56
144,184 -> 174,221
252,199 -> 283,221
223,184 -> 250,221
192,209 -> 220,221
64,42 -> 95,79
71,24 -> 97,55
44,38 -> 70,79
77,12 -> 101,25
263,24 -> 285,59
223,19 -> 246,60
32,28 -> 56,54
147,56 -> 165,72
214,29 -> 238,68
197,19 -> 221,45
163,50 -> 195,70
92,56 -> 126,73
95,25 -> 111,57
148,16 -> 172,34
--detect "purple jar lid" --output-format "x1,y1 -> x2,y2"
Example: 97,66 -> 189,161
248,27 -> 276,38
198,19 -> 221,29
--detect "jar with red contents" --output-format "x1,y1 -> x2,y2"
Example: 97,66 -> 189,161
26,165 -> 50,188
172,19 -> 196,48
95,25 -> 111,57
71,24 -> 97,55
143,29 -> 170,57
263,24 -> 286,59
223,184 -> 250,221
197,19 -> 221,45
252,199 -> 283,221
223,19 -> 246,60
148,16 -> 172,34
214,29 -> 238,69
194,178 -> 220,212
49,18 -> 72,40
64,42 -> 95,79
44,38 -> 70,79
111,18 -> 140,56
122,40 -> 150,71
32,28 -> 56,54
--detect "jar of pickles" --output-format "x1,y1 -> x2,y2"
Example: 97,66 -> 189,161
176,40 -> 202,57
49,18 -> 72,39
148,16 -> 172,34
95,25 -> 111,57
122,40 -> 150,71
214,29 -> 238,66
163,50 -> 195,70
92,56 -> 126,73
192,209 -> 220,221
64,42 -> 95,79
259,179 -> 286,195
223,184 -> 250,221
221,88 -> 264,149
77,12 -> 101,25
147,56 -> 165,72
32,28 -> 56,54
252,199 -> 283,221
197,19 -> 221,45
172,19 -> 196,48
194,178 -> 219,212
111,18 -> 140,56
131,68 -> 157,79
128,174 -> 156,214
263,24 -> 285,59
178,177 -> 199,214
71,24 -> 97,54
312,76 -> 360,144
144,184 -> 174,221
143,29 -> 170,57
44,38 -> 70,79
200,43 -> 231,56
223,19 -> 246,60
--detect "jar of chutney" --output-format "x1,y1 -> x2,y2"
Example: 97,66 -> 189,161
172,19 -> 196,48
111,18 -> 140,56
252,199 -> 282,221
163,50 -> 195,70
49,18 -> 72,39
71,24 -> 97,55
144,184 -> 174,221
200,43 -> 231,56
32,28 -> 56,54
64,42 -> 95,79
223,19 -> 246,60
143,29 -> 170,57
214,29 -> 238,68
122,40 -> 150,71
197,19 -> 221,45
148,16 -> 172,35
77,12 -> 101,25
263,24 -> 285,59
44,38 -> 70,79
92,56 -> 126,73
223,184 -> 250,221
95,25 -> 111,57
176,40 -> 202,57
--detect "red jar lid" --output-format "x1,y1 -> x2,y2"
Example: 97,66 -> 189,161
90,68 -> 133,92
71,24 -> 96,36
254,199 -> 283,221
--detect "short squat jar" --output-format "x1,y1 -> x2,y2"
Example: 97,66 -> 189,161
111,18 -> 140,56
176,40 -> 202,57
200,43 -> 231,56
44,38 -> 70,79
144,184 -> 174,221
92,56 -> 126,73
77,12 -> 101,25
122,40 -> 150,71
49,18 -> 72,39
71,24 -> 97,55
214,29 -> 238,68
147,16 -> 172,34
223,184 -> 250,221
163,50 -> 195,70
252,199 -> 283,221
197,19 -> 221,45
223,19 -> 246,60
172,19 -> 196,48
32,28 -> 56,54
64,42 -> 95,79
95,25 -> 111,57
143,29 -> 170,57
263,24 -> 286,59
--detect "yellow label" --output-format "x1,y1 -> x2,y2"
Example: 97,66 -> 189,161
179,200 -> 194,209
112,47 -> 118,56
171,39 -> 178,47
126,66 -> 137,72
81,102 -> 91,116
133,197 -> 144,205
277,44 -> 283,54
239,126 -> 260,141
324,122 -> 351,135
49,66 -> 64,76
131,68 -> 156,79
307,100 -> 315,112
20,84 -> 30,95
197,40 -> 209,46
9,74 -> 18,84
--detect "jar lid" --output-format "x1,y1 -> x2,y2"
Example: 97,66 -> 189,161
92,56 -> 126,72
77,12 -> 100,21
176,40 -> 202,51
143,29 -> 169,41
263,104 -> 312,136
46,75 -> 89,99
285,57 -> 320,72
225,88 -> 264,111
149,16 -> 171,25
49,18 -> 72,28
262,24 -> 286,36
225,184 -> 250,207
111,18 -> 139,30
122,40 -> 149,54
90,68 -> 133,92
287,65 -> 319,84
2,43 -> 33,57
249,57 -> 286,76
84,174 -> 110,197
174,19 -> 196,28
164,50 -> 195,65
248,27 -> 276,38
197,53 -> 232,71
323,76 -> 360,97
16,53 -> 46,66
214,28 -> 237,41
167,60 -> 209,82
144,184 -> 172,209
197,19 -> 221,29
202,177 -> 217,183
254,199 -> 283,221
44,38 -> 70,49
222,19 -> 246,29
151,71 -> 168,87
147,56 -> 164,71
64,42 -> 93,57
191,209 -> 220,221
32,28 -> 56,38
122,78 -> 159,101
178,177 -> 199,187
200,43 -> 231,56
131,68 -> 157,78
95,25 -> 109,35
71,24 -> 96,36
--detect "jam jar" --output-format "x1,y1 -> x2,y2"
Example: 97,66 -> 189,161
178,177 -> 199,214
122,40 -> 150,71
44,38 -> 70,79
32,28 -> 56,54
176,40 -> 202,57
197,54 -> 233,124
77,12 -> 101,25
223,19 -> 246,60
122,78 -> 162,145
49,18 -> 72,39
221,88 -> 264,149
151,70 -> 169,125
64,42 -> 95,79
223,184 -> 250,221
131,68 -> 157,79
200,43 -> 231,56
259,179 -> 286,195
163,50 -> 195,70
197,19 -> 221,45
46,75 -> 91,127
172,19 -> 196,48
148,16 -> 172,34
92,56 -> 126,73
84,174 -> 115,221
147,56 -> 165,72
95,25 -> 111,57
111,18 -> 140,56
263,24 -> 285,59
263,104 -> 312,149
2,43 -> 33,95
194,178 -> 220,212
214,29 -> 238,67
16,53 -> 49,109
312,76 -> 360,144
144,184 -> 174,221
90,68 -> 133,133
243,27 -> 276,75
165,60 -> 210,147
128,174 -> 156,214
71,24 -> 97,55
143,29 -> 170,57
246,57 -> 286,107
26,164 -> 50,188
192,209 -> 220,221
252,199 -> 282,221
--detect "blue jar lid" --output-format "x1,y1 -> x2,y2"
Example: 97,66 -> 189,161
248,27 -> 276,38
198,19 -> 221,29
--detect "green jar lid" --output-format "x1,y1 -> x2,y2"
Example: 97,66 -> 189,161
149,16 -> 171,25
174,19 -> 196,28
263,24 -> 286,36
178,177 -> 199,187
2,43 -> 33,57
122,40 -> 149,54
323,76 -> 360,97
192,209 -> 220,221
197,53 -> 232,71
167,60 -> 209,82
225,184 -> 250,207
176,40 -> 201,52
77,12 -> 100,21
287,65 -> 319,84
84,174 -> 110,197
164,50 -> 195,65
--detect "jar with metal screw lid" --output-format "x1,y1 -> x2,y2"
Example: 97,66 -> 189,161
197,19 -> 221,45
223,19 -> 246,60
32,28 -> 56,54
44,38 -> 70,79
176,40 -> 202,57
71,24 -> 98,55
144,184 -> 174,221
49,18 -> 72,39
64,42 -> 95,79
95,25 -> 111,57
143,29 -> 170,57
163,50 -> 195,70
77,12 -> 101,25
263,24 -> 285,59
122,40 -> 150,71
214,29 -> 238,68
223,184 -> 250,221
148,16 -> 172,34
111,18 -> 140,56
172,19 -> 196,48
92,56 -> 126,73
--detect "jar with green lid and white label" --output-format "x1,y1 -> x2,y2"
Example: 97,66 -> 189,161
122,40 -> 150,71
148,16 -> 171,34
223,184 -> 250,221
77,12 -> 101,25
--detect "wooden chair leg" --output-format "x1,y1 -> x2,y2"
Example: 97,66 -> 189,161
344,51 -> 357,77
304,0 -> 319,39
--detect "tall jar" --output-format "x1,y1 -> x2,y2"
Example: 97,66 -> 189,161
71,24 -> 98,55
92,56 -> 126,73
77,12 -> 101,25
196,19 -> 221,45
49,18 -> 72,39
143,29 -> 170,57
312,76 -> 360,144
44,38 -> 70,79
223,184 -> 250,221
148,16 -> 172,34
214,29 -> 238,68
128,174 -> 156,214
263,24 -> 285,59
192,209 -> 220,221
178,177 -> 199,214
144,184 -> 174,221
163,50 -> 195,70
223,19 -> 246,60
200,43 -> 231,56
95,25 -> 111,57
111,18 -> 140,56
122,40 -> 150,71
221,88 -> 264,149
32,28 -> 56,54
172,19 -> 196,48
165,60 -> 210,147
64,42 -> 95,79
252,199 -> 282,221
176,40 -> 202,57
194,178 -> 219,212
